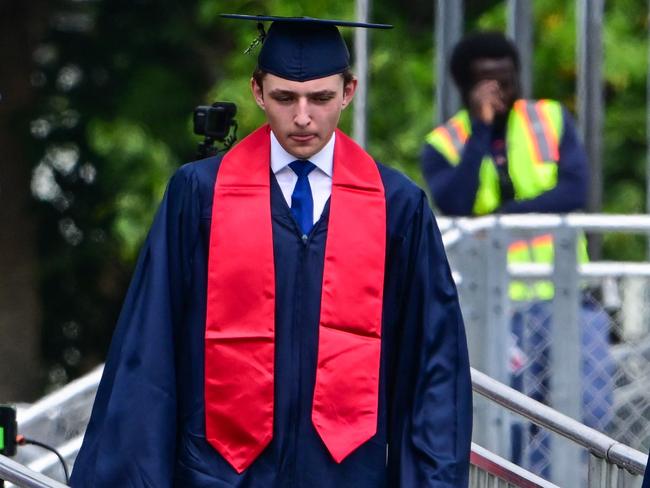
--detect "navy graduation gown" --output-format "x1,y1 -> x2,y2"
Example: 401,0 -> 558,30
70,155 -> 472,487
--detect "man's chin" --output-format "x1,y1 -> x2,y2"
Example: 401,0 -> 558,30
286,143 -> 319,160
290,151 -> 316,160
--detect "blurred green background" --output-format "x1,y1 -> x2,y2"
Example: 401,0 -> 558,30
1,0 -> 648,399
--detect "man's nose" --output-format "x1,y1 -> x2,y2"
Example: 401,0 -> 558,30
294,98 -> 311,126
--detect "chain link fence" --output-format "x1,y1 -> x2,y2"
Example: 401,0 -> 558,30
604,278 -> 650,450
441,214 -> 650,486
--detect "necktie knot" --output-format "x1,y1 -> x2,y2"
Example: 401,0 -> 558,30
289,160 -> 316,178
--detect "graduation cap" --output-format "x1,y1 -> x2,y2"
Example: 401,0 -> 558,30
221,14 -> 392,82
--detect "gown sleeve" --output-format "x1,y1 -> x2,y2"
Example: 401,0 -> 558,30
390,193 -> 473,487
70,166 -> 200,488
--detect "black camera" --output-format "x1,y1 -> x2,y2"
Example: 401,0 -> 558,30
193,102 -> 237,141
193,102 -> 238,159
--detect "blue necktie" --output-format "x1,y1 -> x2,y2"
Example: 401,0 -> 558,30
289,160 -> 316,236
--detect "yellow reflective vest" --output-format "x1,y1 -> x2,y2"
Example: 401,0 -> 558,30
425,99 -> 588,300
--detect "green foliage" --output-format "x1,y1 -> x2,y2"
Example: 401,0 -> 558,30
31,0 -> 228,386
365,17 -> 433,184
87,119 -> 175,258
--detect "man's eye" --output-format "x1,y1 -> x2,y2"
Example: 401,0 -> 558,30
273,95 -> 294,103
313,96 -> 334,103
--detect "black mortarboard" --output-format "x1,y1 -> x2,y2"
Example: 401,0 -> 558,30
221,14 -> 392,82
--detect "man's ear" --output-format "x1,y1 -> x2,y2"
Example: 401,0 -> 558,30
251,78 -> 265,110
341,78 -> 358,109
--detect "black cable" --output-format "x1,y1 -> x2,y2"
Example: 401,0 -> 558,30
17,436 -> 69,484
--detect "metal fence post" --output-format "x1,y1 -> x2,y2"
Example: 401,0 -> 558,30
587,447 -> 646,488
576,0 -> 604,258
484,222 -> 511,457
550,224 -> 582,487
353,0 -> 370,148
507,0 -> 533,99
587,453 -> 605,488
434,0 -> 463,125
455,230 -> 490,447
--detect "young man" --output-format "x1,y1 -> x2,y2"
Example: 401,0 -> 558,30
71,16 -> 472,487
421,31 -> 612,477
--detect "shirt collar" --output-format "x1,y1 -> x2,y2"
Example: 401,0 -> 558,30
270,131 -> 334,177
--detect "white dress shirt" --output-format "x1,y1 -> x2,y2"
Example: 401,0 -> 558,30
271,131 -> 334,225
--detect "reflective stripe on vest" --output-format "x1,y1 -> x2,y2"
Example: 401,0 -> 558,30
425,114 -> 470,164
514,100 -> 560,163
508,233 -> 589,301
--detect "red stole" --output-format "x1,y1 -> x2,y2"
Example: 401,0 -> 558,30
205,124 -> 386,473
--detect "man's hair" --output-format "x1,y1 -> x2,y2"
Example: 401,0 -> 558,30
449,31 -> 520,92
252,67 -> 355,89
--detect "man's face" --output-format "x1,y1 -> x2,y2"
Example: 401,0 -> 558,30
252,73 -> 357,160
469,57 -> 520,114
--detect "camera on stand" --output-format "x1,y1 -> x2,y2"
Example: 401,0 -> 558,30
193,102 -> 238,159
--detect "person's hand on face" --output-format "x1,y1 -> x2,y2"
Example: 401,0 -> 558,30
466,57 -> 519,126
468,79 -> 506,125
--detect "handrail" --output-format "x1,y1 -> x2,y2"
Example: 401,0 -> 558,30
508,261 -> 650,279
0,454 -> 68,488
25,435 -> 560,487
470,367 -> 649,475
439,213 -> 650,248
24,425 -> 560,487
470,443 -> 560,488
17,366 -> 103,429
14,365 -> 647,484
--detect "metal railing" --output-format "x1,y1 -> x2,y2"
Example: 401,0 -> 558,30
2,364 -> 566,488
3,437 -> 556,488
9,367 -> 102,482
470,442 -> 560,487
441,214 -> 650,486
0,454 -> 67,488
472,367 -> 648,487
3,364 -> 647,487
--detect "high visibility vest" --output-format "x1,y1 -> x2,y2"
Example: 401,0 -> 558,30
426,99 -> 588,300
